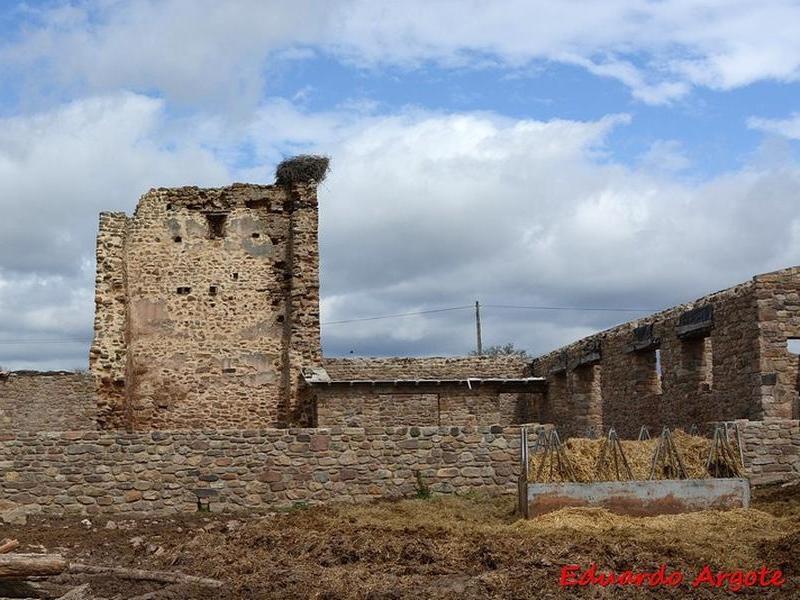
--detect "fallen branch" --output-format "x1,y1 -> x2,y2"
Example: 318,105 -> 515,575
0,553 -> 67,579
0,540 -> 19,554
68,564 -> 223,589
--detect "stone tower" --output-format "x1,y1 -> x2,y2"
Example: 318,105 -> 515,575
90,156 -> 327,430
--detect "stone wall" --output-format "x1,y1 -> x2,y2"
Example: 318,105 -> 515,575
738,418 -> 800,485
0,425 -> 545,517
531,267 -> 800,438
90,178 -> 322,430
91,212 -> 129,429
0,372 -> 96,432
314,383 -> 542,427
754,268 -> 800,419
321,356 -> 528,380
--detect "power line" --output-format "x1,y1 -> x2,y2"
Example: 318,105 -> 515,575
322,305 -> 473,325
0,303 -> 659,342
322,302 -> 656,325
484,304 -> 655,313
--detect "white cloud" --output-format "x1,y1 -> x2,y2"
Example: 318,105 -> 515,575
3,0 -> 800,108
748,113 -> 800,140
1,93 -> 800,366
639,140 -> 691,172
0,92 -> 235,368
228,102 -> 800,356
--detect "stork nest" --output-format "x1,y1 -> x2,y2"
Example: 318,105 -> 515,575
275,155 -> 330,185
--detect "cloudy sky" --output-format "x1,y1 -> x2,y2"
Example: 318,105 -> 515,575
1,0 -> 800,369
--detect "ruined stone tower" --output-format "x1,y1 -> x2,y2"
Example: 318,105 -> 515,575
90,156 -> 327,430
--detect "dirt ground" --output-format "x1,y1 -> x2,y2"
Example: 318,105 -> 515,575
0,484 -> 798,599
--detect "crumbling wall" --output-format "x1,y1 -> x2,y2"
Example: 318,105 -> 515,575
0,372 -> 96,431
90,179 -> 322,430
314,383 -> 541,427
89,212 -> 129,429
530,270 -> 792,438
754,267 -> 800,419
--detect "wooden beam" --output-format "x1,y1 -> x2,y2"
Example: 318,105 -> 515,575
0,554 -> 67,579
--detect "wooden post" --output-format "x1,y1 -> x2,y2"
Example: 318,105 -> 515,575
475,300 -> 482,355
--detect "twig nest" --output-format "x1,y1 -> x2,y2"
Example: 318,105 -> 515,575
275,155 -> 330,185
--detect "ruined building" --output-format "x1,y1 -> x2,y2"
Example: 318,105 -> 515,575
90,160 -> 323,430
86,157 -> 547,432
0,153 -> 793,442
82,156 -> 800,438
0,156 -> 797,517
529,267 -> 800,438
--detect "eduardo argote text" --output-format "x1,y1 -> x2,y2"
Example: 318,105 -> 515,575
560,563 -> 785,592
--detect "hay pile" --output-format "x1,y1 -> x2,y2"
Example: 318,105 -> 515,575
522,505 -> 778,536
528,430 -> 728,482
153,493 -> 796,598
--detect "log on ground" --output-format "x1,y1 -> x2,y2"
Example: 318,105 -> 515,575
0,554 -> 67,579
68,564 -> 223,589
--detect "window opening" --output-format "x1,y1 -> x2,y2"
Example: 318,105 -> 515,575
206,213 -> 227,239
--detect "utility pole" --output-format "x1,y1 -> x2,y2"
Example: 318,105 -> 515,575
475,300 -> 482,356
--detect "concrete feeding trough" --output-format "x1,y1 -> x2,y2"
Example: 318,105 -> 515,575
518,478 -> 751,518
517,425 -> 751,518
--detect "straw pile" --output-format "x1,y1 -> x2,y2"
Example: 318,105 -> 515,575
528,430 -> 728,482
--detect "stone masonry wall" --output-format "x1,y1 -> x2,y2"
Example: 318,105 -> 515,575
530,269 -> 800,438
738,418 -> 800,485
314,383 -> 542,427
0,425 -> 546,516
90,180 -> 322,430
90,212 -> 129,429
321,356 -> 528,380
755,268 -> 800,419
0,372 -> 96,431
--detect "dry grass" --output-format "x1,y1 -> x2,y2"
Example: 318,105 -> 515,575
158,490 -> 798,598
4,487 -> 796,598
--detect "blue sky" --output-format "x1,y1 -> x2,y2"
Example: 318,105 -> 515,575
0,1 -> 799,369
266,53 -> 800,176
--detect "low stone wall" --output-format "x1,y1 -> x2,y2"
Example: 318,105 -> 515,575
0,372 -> 96,431
314,383 -> 541,427
738,418 -> 800,485
0,425 -> 546,517
322,356 -> 528,380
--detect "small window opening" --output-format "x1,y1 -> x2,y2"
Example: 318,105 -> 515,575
655,348 -> 663,379
652,348 -> 663,394
788,339 -> 800,355
251,232 -> 261,239
173,236 -> 182,243
177,286 -> 191,295
703,337 -> 713,391
206,213 -> 227,239
209,285 -> 218,296
166,203 -> 173,210
231,272 -> 239,280
222,367 -> 236,374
